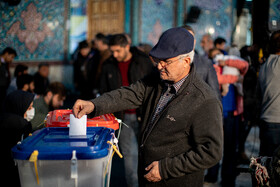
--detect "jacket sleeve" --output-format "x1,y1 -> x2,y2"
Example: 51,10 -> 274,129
225,58 -> 249,75
90,79 -> 146,117
159,98 -> 223,179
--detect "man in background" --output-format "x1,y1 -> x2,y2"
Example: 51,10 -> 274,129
7,63 -> 28,94
16,74 -> 35,93
200,34 -> 214,57
99,34 -> 154,187
73,40 -> 95,99
258,30 -> 280,157
33,62 -> 50,96
92,33 -> 111,94
31,82 -> 66,131
214,37 -> 228,55
0,47 -> 17,110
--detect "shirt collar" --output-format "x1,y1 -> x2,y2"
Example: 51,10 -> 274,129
164,74 -> 189,94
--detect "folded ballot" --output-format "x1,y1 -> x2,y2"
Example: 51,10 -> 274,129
69,114 -> 87,137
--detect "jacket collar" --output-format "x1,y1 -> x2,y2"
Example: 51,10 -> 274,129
141,64 -> 196,144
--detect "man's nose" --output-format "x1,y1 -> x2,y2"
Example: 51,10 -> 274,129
157,62 -> 163,70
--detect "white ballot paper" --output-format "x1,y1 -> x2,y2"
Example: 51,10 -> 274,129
69,114 -> 87,137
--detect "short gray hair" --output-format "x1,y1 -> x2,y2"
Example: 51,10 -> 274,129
179,50 -> 195,64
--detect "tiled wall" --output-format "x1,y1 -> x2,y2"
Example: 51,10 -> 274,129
0,0 -> 68,61
186,0 -> 234,54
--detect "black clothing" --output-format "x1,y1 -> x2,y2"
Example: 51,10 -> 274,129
33,72 -> 49,95
99,47 -> 154,94
0,61 -> 10,110
90,64 -> 223,186
73,51 -> 97,99
99,46 -> 154,119
0,90 -> 34,187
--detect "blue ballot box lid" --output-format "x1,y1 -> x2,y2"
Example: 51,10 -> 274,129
12,127 -> 114,160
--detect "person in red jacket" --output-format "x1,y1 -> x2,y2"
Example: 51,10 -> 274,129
209,48 -> 249,187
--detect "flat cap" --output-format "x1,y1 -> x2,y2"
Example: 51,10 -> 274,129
149,27 -> 194,60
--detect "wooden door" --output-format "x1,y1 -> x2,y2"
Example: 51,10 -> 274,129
87,0 -> 124,40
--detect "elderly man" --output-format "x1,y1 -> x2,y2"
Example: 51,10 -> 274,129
200,34 -> 214,57
73,27 -> 223,187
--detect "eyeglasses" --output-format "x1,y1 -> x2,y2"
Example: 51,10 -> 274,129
152,56 -> 184,67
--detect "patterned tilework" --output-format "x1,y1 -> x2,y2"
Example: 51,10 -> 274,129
186,0 -> 233,54
139,0 -> 234,55
140,0 -> 175,46
0,0 -> 67,61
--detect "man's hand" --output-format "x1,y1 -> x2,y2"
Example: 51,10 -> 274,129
72,99 -> 95,119
144,161 -> 162,182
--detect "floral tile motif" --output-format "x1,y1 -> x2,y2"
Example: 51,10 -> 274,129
0,0 -> 66,61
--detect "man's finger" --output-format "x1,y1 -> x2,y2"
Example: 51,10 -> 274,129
144,172 -> 151,179
72,99 -> 82,118
145,162 -> 154,171
77,108 -> 87,119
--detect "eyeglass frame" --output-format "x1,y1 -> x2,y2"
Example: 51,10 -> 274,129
151,56 -> 186,68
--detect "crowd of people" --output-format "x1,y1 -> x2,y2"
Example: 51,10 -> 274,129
0,26 -> 280,187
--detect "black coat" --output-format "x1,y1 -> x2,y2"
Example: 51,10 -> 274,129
99,47 -> 154,94
90,65 -> 223,186
99,46 -> 154,119
0,90 -> 34,186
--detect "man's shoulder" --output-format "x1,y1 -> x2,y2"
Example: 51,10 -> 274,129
191,73 -> 219,101
34,97 -> 48,110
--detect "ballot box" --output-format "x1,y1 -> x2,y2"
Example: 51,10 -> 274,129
45,109 -> 119,130
12,127 -> 118,187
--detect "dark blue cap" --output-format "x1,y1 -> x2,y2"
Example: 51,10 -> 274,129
149,27 -> 194,60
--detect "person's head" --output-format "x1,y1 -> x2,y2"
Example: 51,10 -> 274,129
78,40 -> 90,57
208,48 -> 223,59
200,34 -> 214,54
38,63 -> 49,78
4,90 -> 35,121
214,37 -> 227,51
14,64 -> 28,77
181,25 -> 196,49
149,27 -> 194,83
94,33 -> 109,52
44,82 -> 66,110
109,34 -> 132,62
1,47 -> 17,63
268,30 -> 280,54
16,74 -> 35,93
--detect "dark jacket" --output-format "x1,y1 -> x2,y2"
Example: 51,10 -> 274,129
0,61 -> 10,87
90,64 -> 223,187
73,51 -> 97,99
99,46 -> 154,94
99,46 -> 154,119
0,90 -> 34,187
34,72 -> 49,95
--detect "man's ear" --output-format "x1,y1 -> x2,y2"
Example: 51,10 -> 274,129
46,91 -> 53,99
125,44 -> 130,51
183,56 -> 191,68
22,84 -> 29,91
